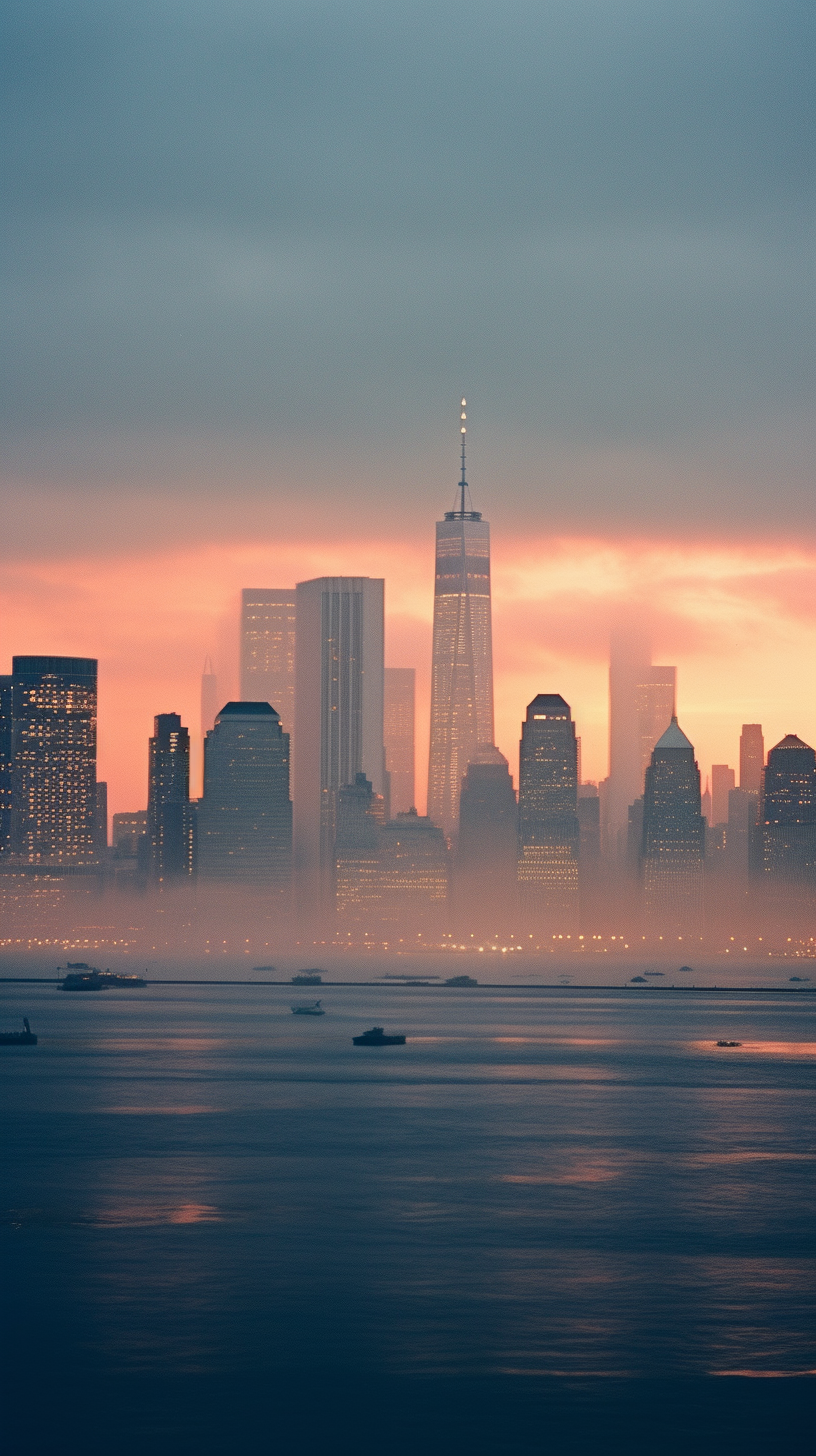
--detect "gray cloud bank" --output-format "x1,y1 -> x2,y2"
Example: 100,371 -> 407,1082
1,0 -> 813,544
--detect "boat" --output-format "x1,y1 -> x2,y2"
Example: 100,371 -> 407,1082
353,1027 -> 406,1046
59,967 -> 147,991
292,1001 -> 325,1016
715,1040 -> 742,1047
445,975 -> 478,987
292,970 -> 323,986
0,1018 -> 37,1046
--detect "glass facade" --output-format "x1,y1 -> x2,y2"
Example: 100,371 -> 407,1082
147,713 -> 194,880
240,589 -> 296,738
427,512 -> 494,836
517,695 -> 580,931
10,656 -> 98,866
641,718 -> 705,935
758,734 -> 816,887
384,668 -> 416,815
198,702 -> 292,890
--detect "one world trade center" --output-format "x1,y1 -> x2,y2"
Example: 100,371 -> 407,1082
427,402 -> 495,838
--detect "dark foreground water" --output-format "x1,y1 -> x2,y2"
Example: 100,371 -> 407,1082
2,982 -> 814,1454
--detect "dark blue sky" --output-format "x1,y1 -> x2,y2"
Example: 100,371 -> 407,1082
1,0 -> 814,547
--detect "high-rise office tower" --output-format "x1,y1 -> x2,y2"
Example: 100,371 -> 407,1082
607,629 -> 676,852
201,658 -> 219,737
198,702 -> 292,889
740,724 -> 764,792
147,713 -> 194,880
427,403 -> 494,837
757,734 -> 816,889
384,668 -> 416,815
456,747 -> 517,934
240,589 -> 296,736
0,675 -> 11,856
641,718 -> 705,935
517,694 -> 580,932
711,764 -> 736,827
334,772 -> 385,925
379,809 -> 449,935
10,656 -> 98,865
294,577 -> 384,911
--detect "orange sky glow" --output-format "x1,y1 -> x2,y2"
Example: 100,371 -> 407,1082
1,532 -> 813,819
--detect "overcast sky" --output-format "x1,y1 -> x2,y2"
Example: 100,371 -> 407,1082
1,1 -> 814,807
2,0 -> 813,546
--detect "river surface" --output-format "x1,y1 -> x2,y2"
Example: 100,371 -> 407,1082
2,981 -> 814,1453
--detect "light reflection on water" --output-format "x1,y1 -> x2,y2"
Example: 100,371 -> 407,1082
1,982 -> 815,1386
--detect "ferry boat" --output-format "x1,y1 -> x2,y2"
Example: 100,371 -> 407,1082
292,1001 -> 325,1016
59,966 -> 147,991
0,1018 -> 37,1046
291,970 -> 323,986
715,1040 -> 742,1047
353,1027 -> 406,1047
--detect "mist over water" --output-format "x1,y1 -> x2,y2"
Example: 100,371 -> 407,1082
2,979 -> 814,1453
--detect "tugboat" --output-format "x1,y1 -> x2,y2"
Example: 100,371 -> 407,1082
292,1000 -> 325,1016
0,1018 -> 37,1046
353,1027 -> 406,1046
59,966 -> 147,991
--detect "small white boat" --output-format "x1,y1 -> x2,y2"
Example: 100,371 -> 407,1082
291,1000 -> 325,1016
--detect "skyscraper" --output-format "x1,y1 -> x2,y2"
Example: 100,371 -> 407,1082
147,713 -> 194,880
607,629 -> 676,852
198,702 -> 292,889
334,772 -> 385,926
379,810 -> 449,935
641,718 -> 705,935
384,667 -> 416,814
0,675 -> 11,856
517,694 -> 580,932
294,576 -> 385,911
201,658 -> 219,737
427,402 -> 494,837
240,589 -> 296,736
740,724 -> 764,793
456,747 -> 517,934
757,734 -> 816,890
711,764 -> 736,827
10,656 -> 98,866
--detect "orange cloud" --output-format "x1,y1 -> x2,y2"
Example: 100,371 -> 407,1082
0,533 -> 813,817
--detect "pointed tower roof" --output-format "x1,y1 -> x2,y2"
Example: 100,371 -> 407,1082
772,733 -> 812,752
654,716 -> 694,751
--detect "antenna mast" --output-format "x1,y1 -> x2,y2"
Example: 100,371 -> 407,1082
459,398 -> 467,514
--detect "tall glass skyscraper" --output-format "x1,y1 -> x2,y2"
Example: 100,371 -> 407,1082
10,656 -> 98,866
240,588 -> 296,737
427,403 -> 494,837
147,713 -> 194,881
517,693 -> 580,933
641,717 -> 705,935
197,702 -> 292,890
294,576 -> 385,913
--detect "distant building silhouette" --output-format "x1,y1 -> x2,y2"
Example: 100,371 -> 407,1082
294,577 -> 384,914
517,694 -> 580,933
379,809 -> 449,935
112,810 -> 147,860
757,734 -> 816,891
95,782 -> 108,859
0,675 -> 11,856
607,629 -> 676,853
641,718 -> 705,936
198,702 -> 292,890
147,714 -> 194,880
740,724 -> 764,793
201,658 -> 219,738
427,407 -> 494,836
711,764 -> 735,826
384,668 -> 416,815
456,747 -> 517,934
240,589 -> 296,737
10,656 -> 98,866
